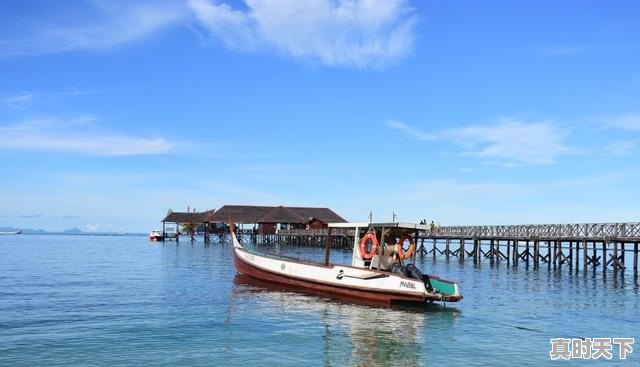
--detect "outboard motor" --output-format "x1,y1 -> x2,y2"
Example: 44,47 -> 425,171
405,263 -> 423,280
389,263 -> 408,277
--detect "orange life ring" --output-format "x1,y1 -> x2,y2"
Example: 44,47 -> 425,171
397,235 -> 415,260
360,233 -> 379,260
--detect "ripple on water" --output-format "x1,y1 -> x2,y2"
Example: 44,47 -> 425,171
0,235 -> 638,366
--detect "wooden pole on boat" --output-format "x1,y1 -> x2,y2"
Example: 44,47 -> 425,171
379,227 -> 386,270
324,226 -> 333,266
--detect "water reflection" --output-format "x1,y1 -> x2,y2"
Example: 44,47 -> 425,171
231,275 -> 459,367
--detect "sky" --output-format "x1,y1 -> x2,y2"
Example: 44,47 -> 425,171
1,0 -> 639,233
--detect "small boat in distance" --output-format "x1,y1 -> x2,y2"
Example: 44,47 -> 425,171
232,222 -> 462,307
148,230 -> 163,241
0,230 -> 22,235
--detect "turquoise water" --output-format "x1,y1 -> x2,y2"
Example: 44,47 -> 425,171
1,235 -> 638,366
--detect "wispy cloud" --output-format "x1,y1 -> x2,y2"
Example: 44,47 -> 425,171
0,1 -> 189,56
386,120 -> 436,141
189,0 -> 417,68
18,213 -> 42,218
5,91 -> 35,108
447,119 -> 571,166
0,117 -> 173,156
387,118 -> 573,166
606,140 -> 637,156
84,223 -> 112,232
2,0 -> 416,68
604,112 -> 640,132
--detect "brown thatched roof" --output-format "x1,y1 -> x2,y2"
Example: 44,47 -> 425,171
259,206 -> 307,223
207,205 -> 347,224
287,207 -> 347,224
208,205 -> 275,223
162,209 -> 215,223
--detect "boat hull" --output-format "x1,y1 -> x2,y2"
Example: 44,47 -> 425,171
233,247 -> 435,306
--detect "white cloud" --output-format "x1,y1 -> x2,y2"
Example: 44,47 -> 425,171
387,118 -> 572,166
84,223 -> 112,232
0,1 -> 189,56
189,0 -> 417,68
0,117 -> 173,156
386,120 -> 436,141
2,0 -> 416,68
447,119 -> 571,166
606,140 -> 637,156
5,91 -> 35,108
604,112 -> 640,132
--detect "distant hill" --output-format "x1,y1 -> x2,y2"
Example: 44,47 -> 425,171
0,226 -> 144,236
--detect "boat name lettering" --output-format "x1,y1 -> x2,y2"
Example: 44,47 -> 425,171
400,281 -> 416,289
336,270 -> 344,280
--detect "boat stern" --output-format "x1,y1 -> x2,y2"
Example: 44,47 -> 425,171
423,274 -> 463,302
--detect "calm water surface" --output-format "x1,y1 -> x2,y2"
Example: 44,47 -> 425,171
1,235 -> 638,366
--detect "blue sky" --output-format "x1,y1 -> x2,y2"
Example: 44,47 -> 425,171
1,0 -> 639,232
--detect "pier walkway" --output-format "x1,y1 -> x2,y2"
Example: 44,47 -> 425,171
270,222 -> 640,274
176,221 -> 640,274
419,222 -> 640,273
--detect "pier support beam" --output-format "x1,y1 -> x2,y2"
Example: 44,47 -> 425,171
473,239 -> 480,262
602,241 -> 607,272
635,243 -> 638,273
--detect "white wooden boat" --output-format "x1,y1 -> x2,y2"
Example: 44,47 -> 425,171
232,222 -> 462,306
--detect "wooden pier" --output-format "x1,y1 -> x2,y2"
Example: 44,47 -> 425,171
417,222 -> 640,274
158,206 -> 640,274
266,222 -> 640,274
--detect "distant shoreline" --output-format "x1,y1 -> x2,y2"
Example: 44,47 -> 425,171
20,232 -> 147,237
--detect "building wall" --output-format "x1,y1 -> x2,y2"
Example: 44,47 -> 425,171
307,219 -> 327,230
259,222 -> 276,235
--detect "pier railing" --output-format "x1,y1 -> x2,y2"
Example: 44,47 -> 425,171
277,228 -> 354,236
428,222 -> 640,241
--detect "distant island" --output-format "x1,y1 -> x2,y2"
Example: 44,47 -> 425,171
0,226 -> 144,236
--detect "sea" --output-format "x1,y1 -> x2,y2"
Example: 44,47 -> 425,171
1,234 -> 638,366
